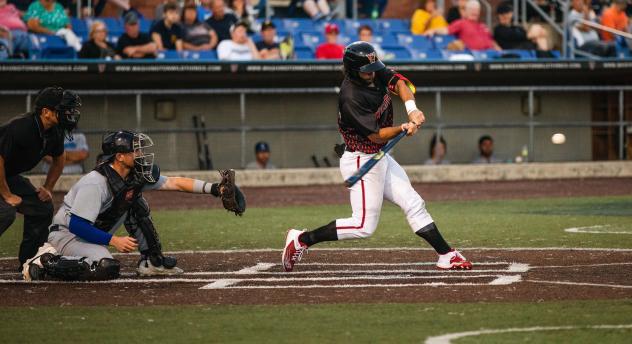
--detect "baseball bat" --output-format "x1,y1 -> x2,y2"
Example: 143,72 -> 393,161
344,130 -> 407,188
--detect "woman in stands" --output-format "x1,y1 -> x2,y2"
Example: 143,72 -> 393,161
79,21 -> 119,59
411,0 -> 448,35
182,3 -> 218,51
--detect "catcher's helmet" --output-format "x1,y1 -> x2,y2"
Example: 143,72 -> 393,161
343,41 -> 385,75
99,130 -> 156,183
34,86 -> 81,140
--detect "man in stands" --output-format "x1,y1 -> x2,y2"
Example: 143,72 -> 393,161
205,0 -> 237,42
116,12 -> 157,59
151,2 -> 184,52
217,21 -> 259,60
569,0 -> 616,57
472,135 -> 502,164
428,0 -> 500,51
315,23 -> 344,59
0,0 -> 30,58
256,21 -> 281,60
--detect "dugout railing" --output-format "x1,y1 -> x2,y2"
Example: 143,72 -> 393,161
1,85 -> 630,167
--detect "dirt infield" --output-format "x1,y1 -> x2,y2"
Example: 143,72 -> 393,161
45,177 -> 632,210
1,248 -> 631,307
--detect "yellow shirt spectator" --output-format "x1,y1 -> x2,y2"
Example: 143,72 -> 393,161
411,0 -> 448,35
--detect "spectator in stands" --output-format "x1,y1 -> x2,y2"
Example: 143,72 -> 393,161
411,0 -> 448,35
217,20 -> 260,60
79,21 -> 119,59
155,0 -> 179,22
472,135 -> 502,164
116,12 -> 157,59
41,131 -> 89,174
446,0 -> 467,23
256,21 -> 281,59
246,141 -> 277,170
569,0 -> 615,57
359,0 -> 387,19
600,0 -> 628,42
303,0 -> 332,20
23,0 -> 81,51
424,134 -> 450,165
428,0 -> 501,51
206,0 -> 238,42
0,0 -> 30,58
182,3 -> 218,51
228,0 -> 256,32
357,24 -> 390,60
316,23 -> 344,59
494,2 -> 550,51
197,0 -> 213,22
152,3 -> 184,51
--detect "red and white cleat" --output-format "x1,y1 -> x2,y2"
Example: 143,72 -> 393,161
282,229 -> 308,272
437,249 -> 473,270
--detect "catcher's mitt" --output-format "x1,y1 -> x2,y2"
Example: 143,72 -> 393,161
218,169 -> 246,216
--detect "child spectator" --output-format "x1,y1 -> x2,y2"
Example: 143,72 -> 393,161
79,21 -> 119,59
315,23 -> 344,59
411,0 -> 448,35
151,2 -> 184,51
256,21 -> 281,59
116,12 -> 157,59
217,21 -> 260,60
182,3 -> 218,51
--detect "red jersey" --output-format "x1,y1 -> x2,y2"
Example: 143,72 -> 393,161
316,43 -> 344,59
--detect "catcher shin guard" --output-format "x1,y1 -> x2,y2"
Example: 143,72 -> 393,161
40,253 -> 91,281
90,258 -> 121,280
125,196 -> 162,255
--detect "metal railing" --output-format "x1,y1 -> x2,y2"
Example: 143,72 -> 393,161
1,85 -> 629,166
569,18 -> 632,59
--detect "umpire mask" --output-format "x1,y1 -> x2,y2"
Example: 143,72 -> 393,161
34,87 -> 82,140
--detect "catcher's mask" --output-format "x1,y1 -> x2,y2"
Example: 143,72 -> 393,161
34,86 -> 82,140
100,130 -> 156,183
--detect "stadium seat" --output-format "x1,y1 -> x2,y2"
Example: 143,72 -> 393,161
379,33 -> 399,46
378,19 -> 409,32
397,35 -> 434,51
139,18 -> 152,34
70,18 -> 88,37
100,17 -> 123,35
35,34 -> 67,48
409,48 -> 443,60
345,19 -> 380,36
181,50 -> 218,60
500,49 -> 535,59
157,50 -> 181,60
40,46 -> 76,59
382,46 -> 411,59
471,49 -> 501,60
432,35 -> 457,49
294,46 -> 314,59
282,19 -> 314,32
299,31 -> 324,48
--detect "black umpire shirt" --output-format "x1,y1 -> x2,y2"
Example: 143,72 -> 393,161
338,77 -> 394,154
0,113 -> 64,177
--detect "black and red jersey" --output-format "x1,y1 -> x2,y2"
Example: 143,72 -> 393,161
337,77 -> 393,154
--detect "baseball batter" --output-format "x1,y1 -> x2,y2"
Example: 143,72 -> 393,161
282,42 -> 472,271
23,130 -> 245,281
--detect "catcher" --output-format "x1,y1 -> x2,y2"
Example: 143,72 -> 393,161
22,130 -> 245,281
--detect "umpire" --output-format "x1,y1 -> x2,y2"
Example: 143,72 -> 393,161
0,86 -> 81,267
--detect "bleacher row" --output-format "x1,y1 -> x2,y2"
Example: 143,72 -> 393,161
29,18 -> 561,61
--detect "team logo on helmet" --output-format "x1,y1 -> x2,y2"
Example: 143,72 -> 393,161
366,52 -> 377,64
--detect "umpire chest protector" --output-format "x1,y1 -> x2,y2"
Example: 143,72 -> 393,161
93,163 -> 153,231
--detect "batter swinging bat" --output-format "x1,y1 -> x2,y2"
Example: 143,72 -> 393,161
344,130 -> 407,187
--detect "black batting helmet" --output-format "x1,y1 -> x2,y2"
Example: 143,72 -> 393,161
343,41 -> 385,78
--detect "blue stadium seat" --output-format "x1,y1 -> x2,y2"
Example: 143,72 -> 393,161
378,19 -> 409,32
181,50 -> 217,60
471,49 -> 501,60
379,33 -> 399,46
107,35 -> 120,45
282,19 -> 314,32
35,34 -> 67,48
70,18 -> 88,37
139,18 -> 152,34
442,50 -> 474,61
157,50 -> 181,60
299,31 -> 324,48
432,35 -> 457,49
345,19 -> 380,36
294,46 -> 314,59
409,48 -> 443,60
41,46 -> 76,59
397,35 -> 434,50
382,46 -> 411,59
338,34 -> 355,46
100,17 -> 123,35
501,49 -> 535,59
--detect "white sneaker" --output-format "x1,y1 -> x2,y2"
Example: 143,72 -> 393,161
22,243 -> 57,281
281,229 -> 308,272
137,259 -> 184,276
436,249 -> 473,270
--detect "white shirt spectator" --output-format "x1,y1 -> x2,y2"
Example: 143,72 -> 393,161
42,133 -> 89,174
217,39 -> 254,60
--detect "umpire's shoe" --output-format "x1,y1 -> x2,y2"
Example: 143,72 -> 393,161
137,255 -> 184,276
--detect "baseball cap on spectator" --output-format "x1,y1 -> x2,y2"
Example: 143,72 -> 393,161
261,21 -> 276,31
124,11 -> 139,25
230,20 -> 249,33
325,23 -> 340,35
255,141 -> 270,153
496,2 -> 512,14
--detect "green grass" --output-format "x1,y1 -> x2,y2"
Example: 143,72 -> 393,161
1,300 -> 632,343
1,195 -> 631,257
1,195 -> 631,343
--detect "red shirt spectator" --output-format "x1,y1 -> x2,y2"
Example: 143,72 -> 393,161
448,18 -> 495,50
316,23 -> 344,59
600,0 -> 628,42
0,0 -> 28,31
